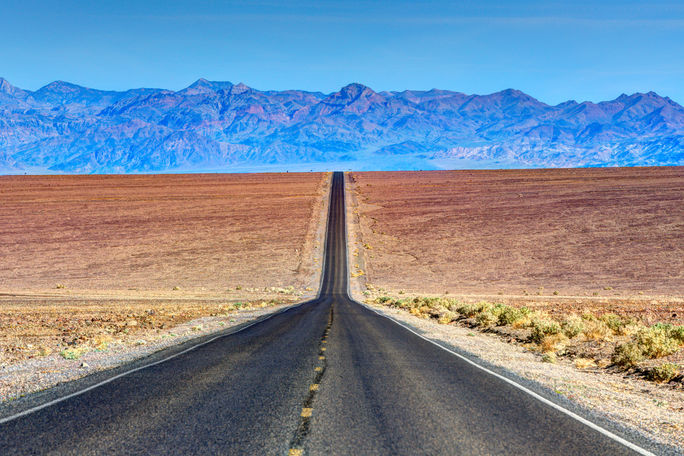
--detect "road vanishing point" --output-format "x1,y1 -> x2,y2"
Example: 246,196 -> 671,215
0,172 -> 650,455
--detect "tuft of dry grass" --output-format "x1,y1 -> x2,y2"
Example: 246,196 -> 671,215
574,358 -> 597,369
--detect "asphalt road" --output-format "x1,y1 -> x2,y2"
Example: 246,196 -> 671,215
0,172 -> 646,455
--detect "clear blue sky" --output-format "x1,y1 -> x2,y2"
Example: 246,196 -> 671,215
1,0 -> 683,104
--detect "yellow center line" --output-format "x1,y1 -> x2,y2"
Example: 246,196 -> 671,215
289,449 -> 303,456
321,347 -> 326,351
301,408 -> 313,418
310,384 -> 319,391
315,367 -> 322,372
319,356 -> 325,360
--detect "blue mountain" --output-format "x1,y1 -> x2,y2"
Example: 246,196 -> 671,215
0,78 -> 682,173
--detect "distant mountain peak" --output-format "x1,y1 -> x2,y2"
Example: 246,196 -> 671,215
231,82 -> 251,94
181,78 -> 234,94
339,82 -> 374,97
39,80 -> 84,92
0,77 -> 681,173
0,77 -> 22,95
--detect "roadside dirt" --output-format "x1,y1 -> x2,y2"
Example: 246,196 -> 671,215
0,172 -> 331,399
346,168 -> 684,452
0,172 -> 330,295
348,167 -> 683,302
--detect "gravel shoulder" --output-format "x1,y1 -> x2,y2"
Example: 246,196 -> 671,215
345,171 -> 684,453
0,301 -> 299,405
361,300 -> 684,453
0,172 -> 332,406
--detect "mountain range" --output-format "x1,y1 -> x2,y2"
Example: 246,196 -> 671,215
0,77 -> 682,173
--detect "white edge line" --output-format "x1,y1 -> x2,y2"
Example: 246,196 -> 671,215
0,172 -> 337,426
359,304 -> 656,456
0,301 -> 308,426
342,172 -> 655,456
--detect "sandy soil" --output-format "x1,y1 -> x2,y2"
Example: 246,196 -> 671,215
0,172 -> 330,398
346,168 -> 684,452
366,302 -> 684,452
348,167 -> 683,298
0,301 -> 298,402
0,172 -> 330,296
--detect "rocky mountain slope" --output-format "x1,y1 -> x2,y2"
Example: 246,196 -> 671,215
0,78 -> 682,173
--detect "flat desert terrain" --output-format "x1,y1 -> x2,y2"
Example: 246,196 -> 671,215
0,172 -> 330,367
0,172 -> 328,295
348,167 -> 683,322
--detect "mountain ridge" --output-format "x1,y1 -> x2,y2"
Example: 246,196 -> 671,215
0,78 -> 682,173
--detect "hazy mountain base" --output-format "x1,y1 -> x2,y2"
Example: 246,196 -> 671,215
1,78 -> 683,173
0,155 -> 539,175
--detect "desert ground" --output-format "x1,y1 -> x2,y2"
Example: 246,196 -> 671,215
0,172 -> 329,381
346,167 -> 684,447
0,172 -> 329,295
348,167 -> 683,322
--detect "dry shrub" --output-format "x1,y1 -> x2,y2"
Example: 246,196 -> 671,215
599,313 -> 634,335
582,319 -> 612,342
541,352 -> 557,363
540,333 -> 568,353
530,315 -> 561,344
636,325 -> 680,358
498,306 -> 531,327
456,303 -> 485,318
646,363 -> 680,383
437,311 -> 456,325
612,342 -> 644,367
561,314 -> 584,338
574,358 -> 597,369
671,326 -> 684,343
91,335 -> 113,351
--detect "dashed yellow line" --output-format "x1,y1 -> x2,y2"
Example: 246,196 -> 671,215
315,367 -> 322,372
321,347 -> 326,352
301,408 -> 313,418
289,449 -> 303,456
310,384 -> 319,391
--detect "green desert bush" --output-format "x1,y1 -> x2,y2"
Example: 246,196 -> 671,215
498,306 -> 530,327
60,346 -> 89,360
636,325 -> 680,358
612,342 -> 645,367
646,363 -> 680,383
456,303 -> 482,318
671,326 -> 684,344
530,317 -> 562,344
561,314 -> 584,338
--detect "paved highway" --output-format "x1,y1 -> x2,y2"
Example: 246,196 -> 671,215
0,172 -> 647,455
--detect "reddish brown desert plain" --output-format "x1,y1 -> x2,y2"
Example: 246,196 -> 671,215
348,167 -> 684,323
0,172 -> 329,365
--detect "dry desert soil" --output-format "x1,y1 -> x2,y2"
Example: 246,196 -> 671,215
0,172 -> 330,378
348,167 -> 683,323
346,167 -> 684,449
